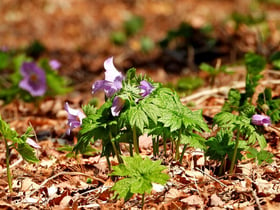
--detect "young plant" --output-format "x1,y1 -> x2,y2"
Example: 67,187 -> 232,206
209,112 -> 269,174
208,53 -> 274,174
110,155 -> 169,208
0,115 -> 39,192
257,88 -> 280,123
0,50 -> 71,103
73,57 -> 209,166
199,60 -> 233,87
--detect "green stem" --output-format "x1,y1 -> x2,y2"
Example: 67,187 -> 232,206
152,138 -> 156,157
163,138 -> 167,156
129,143 -> 133,157
133,126 -> 139,154
175,130 -> 182,161
5,139 -> 12,192
141,193 -> 145,210
109,131 -> 123,164
105,155 -> 111,171
218,157 -> 226,176
229,131 -> 240,174
156,136 -> 159,156
179,144 -> 187,164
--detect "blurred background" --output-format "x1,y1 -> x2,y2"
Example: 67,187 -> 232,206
1,0 -> 280,97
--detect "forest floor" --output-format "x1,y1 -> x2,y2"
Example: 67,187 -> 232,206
1,0 -> 280,209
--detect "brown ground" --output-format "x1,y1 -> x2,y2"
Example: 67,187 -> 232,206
1,0 -> 280,209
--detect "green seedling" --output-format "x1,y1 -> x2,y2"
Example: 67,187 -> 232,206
0,116 -> 39,192
110,155 -> 169,209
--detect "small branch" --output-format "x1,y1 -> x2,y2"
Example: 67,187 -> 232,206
252,189 -> 262,210
28,171 -> 105,197
195,167 -> 227,187
180,79 -> 280,104
1,157 -> 23,174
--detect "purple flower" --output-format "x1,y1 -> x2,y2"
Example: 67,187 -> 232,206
19,62 -> 47,97
252,114 -> 271,127
139,80 -> 154,97
111,96 -> 125,117
26,138 -> 41,149
65,102 -> 86,135
49,59 -> 61,70
92,57 -> 124,97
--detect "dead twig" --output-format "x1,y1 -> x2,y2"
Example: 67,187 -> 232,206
195,167 -> 227,188
0,157 -> 23,174
181,79 -> 280,104
27,171 -> 105,197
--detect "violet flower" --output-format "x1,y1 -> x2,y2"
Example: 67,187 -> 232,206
19,62 -> 47,97
49,59 -> 61,70
65,102 -> 86,135
111,96 -> 125,117
139,80 -> 154,97
26,138 -> 41,149
92,57 -> 124,97
252,114 -> 271,127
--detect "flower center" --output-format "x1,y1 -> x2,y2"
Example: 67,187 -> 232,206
30,73 -> 38,82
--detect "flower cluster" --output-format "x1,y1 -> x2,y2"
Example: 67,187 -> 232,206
92,57 -> 154,116
19,62 -> 47,97
65,57 -> 155,134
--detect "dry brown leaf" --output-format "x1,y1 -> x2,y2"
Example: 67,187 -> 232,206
210,194 -> 224,207
181,194 -> 203,206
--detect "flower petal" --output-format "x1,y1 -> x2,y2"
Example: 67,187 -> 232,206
104,57 -> 123,82
26,138 -> 41,149
49,59 -> 61,70
252,114 -> 271,126
139,80 -> 154,97
111,96 -> 125,117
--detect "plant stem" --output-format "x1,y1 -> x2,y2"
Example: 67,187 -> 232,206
109,131 -> 123,164
179,144 -> 187,164
129,144 -> 133,157
141,193 -> 145,210
163,138 -> 167,156
218,157 -> 226,176
105,155 -> 111,171
4,139 -> 12,192
156,136 -> 159,156
133,126 -> 139,154
229,131 -> 240,174
152,138 -> 156,157
175,129 -> 182,161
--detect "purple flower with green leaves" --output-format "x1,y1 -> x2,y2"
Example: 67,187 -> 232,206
252,114 -> 271,127
139,80 -> 154,97
65,102 -> 86,135
111,96 -> 125,117
19,62 -> 47,97
49,59 -> 61,70
92,57 -> 124,97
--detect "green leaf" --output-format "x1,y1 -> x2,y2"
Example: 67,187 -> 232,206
245,53 -> 266,75
0,51 -> 10,70
82,104 -> 97,117
128,106 -> 149,133
111,178 -> 134,201
222,89 -> 241,112
181,133 -> 206,150
213,112 -> 236,128
256,150 -> 273,165
16,143 -> 39,163
124,15 -> 144,36
206,129 -> 234,161
0,115 -> 18,141
110,155 -> 169,200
